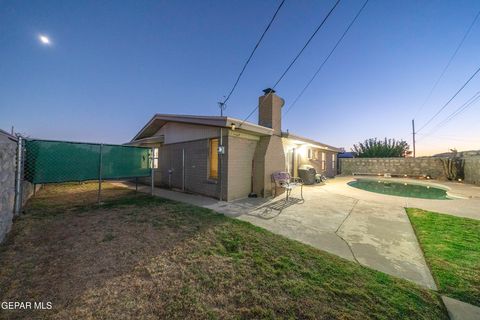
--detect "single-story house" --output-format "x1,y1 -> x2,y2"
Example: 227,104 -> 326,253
129,88 -> 341,201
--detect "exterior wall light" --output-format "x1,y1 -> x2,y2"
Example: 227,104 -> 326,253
231,123 -> 236,131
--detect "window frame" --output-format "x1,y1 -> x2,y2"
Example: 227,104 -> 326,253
208,138 -> 219,180
152,147 -> 159,169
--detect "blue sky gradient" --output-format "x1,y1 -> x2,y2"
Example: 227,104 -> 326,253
1,0 -> 479,155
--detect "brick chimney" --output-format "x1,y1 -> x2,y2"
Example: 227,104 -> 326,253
258,88 -> 284,136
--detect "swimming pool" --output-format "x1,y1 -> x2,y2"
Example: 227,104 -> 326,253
348,179 -> 450,200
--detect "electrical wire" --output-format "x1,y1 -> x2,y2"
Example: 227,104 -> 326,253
413,9 -> 480,119
221,0 -> 287,106
417,90 -> 480,141
238,0 -> 341,127
283,0 -> 369,117
416,64 -> 480,133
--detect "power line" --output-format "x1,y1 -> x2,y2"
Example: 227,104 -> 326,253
416,64 -> 480,133
283,0 -> 369,117
221,0 -> 287,106
413,9 -> 480,119
239,0 -> 341,127
418,90 -> 480,141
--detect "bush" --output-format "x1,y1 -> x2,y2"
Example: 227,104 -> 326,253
352,138 -> 409,158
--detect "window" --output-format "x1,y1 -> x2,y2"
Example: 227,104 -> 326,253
307,148 -> 312,159
153,148 -> 159,169
332,154 -> 335,169
321,152 -> 326,170
209,138 -> 219,179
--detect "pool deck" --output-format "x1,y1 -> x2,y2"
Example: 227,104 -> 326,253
335,176 -> 480,220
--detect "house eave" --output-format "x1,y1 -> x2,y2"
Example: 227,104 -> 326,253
131,114 -> 273,142
282,131 -> 342,152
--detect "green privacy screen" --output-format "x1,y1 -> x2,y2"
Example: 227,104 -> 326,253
24,139 -> 151,184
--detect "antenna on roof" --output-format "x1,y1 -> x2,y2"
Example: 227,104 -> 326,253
218,96 -> 226,117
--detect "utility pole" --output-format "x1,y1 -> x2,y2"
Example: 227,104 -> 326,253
412,119 -> 416,158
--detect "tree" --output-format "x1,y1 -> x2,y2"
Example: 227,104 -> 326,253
352,138 -> 409,158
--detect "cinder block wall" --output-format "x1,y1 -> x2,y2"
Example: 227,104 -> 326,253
464,157 -> 480,185
0,141 -> 16,243
339,157 -> 446,179
155,137 -> 227,200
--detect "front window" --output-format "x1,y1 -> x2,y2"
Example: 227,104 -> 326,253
321,152 -> 326,170
331,154 -> 335,169
209,138 -> 219,179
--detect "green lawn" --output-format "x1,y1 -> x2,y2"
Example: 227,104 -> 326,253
407,208 -> 480,307
0,183 -> 448,319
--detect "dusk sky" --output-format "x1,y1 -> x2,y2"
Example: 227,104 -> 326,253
1,0 -> 479,156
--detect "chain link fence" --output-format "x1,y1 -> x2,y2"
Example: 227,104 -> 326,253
18,138 -> 154,207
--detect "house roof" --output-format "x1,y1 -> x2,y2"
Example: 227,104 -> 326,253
0,128 -> 17,142
281,131 -> 342,153
131,114 -> 273,141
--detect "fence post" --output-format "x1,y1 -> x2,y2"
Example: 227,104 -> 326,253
14,136 -> 24,215
98,144 -> 103,204
151,147 -> 154,195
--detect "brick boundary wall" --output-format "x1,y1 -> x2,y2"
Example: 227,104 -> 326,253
0,140 -> 38,243
338,157 -> 447,179
464,156 -> 480,185
0,141 -> 17,242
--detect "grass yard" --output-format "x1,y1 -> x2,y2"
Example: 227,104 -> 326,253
0,183 -> 448,319
407,208 -> 480,307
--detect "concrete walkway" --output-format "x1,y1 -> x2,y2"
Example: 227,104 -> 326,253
117,177 -> 480,291
442,296 -> 480,320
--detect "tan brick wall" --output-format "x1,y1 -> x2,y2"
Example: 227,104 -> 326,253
253,135 -> 286,197
298,149 -> 338,178
258,93 -> 284,136
226,135 -> 258,201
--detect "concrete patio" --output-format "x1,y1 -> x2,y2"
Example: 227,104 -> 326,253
118,176 -> 480,292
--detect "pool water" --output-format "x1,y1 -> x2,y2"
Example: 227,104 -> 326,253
348,179 -> 450,200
